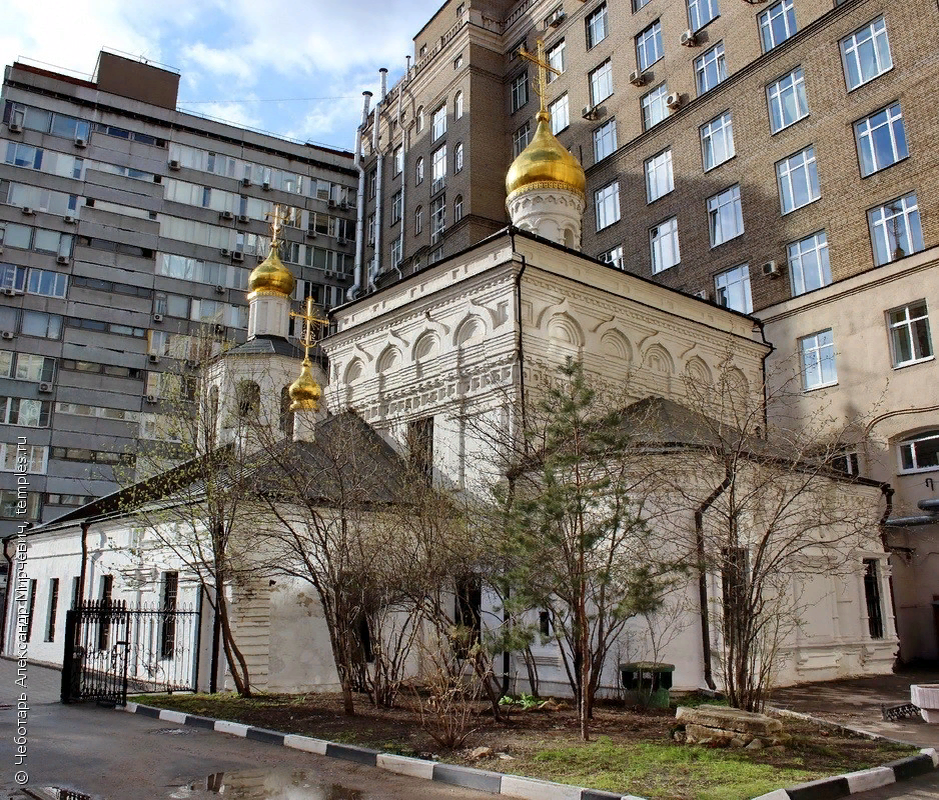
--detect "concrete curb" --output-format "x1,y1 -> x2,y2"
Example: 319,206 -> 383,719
119,701 -> 647,800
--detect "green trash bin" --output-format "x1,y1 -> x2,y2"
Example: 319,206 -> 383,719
619,661 -> 674,708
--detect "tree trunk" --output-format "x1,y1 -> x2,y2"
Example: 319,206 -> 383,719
217,592 -> 251,697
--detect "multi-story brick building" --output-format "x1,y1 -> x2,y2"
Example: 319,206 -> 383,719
0,51 -> 357,536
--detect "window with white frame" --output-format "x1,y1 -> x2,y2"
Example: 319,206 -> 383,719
390,237 -> 402,266
431,195 -> 446,241
636,22 -> 663,72
855,103 -> 908,177
593,119 -> 617,162
788,231 -> 831,296
695,43 -> 727,95
595,181 -> 621,231
898,430 -> 939,473
415,205 -> 423,235
454,195 -> 464,223
714,264 -> 752,313
633,0 -> 651,9
416,107 -> 424,132
650,217 -> 680,274
547,40 -> 565,82
590,60 -> 614,106
0,442 -> 47,474
0,397 -> 51,427
432,105 -> 447,140
550,94 -> 570,134
688,0 -> 719,31
776,146 -> 820,214
455,91 -> 464,119
513,121 -> 532,157
707,185 -> 744,246
841,17 -> 892,90
767,67 -> 809,133
391,190 -> 403,225
759,0 -> 796,52
366,214 -> 375,246
393,145 -> 403,176
641,85 -> 669,130
799,329 -> 837,390
599,245 -> 625,270
432,145 -> 447,191
454,142 -> 464,172
512,72 -> 529,112
586,4 -> 608,49
645,149 -> 673,203
415,157 -> 424,185
887,301 -> 932,367
701,111 -> 734,170
27,268 -> 68,298
0,263 -> 26,293
869,193 -> 923,266
20,310 -> 62,339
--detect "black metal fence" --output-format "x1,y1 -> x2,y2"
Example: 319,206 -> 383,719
61,600 -> 201,705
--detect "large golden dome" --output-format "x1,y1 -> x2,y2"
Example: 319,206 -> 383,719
247,244 -> 295,297
505,110 -> 586,201
288,359 -> 321,411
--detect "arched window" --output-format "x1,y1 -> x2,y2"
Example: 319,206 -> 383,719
454,91 -> 464,119
415,156 -> 424,185
454,195 -> 464,223
415,205 -> 423,235
279,386 -> 294,439
236,381 -> 260,419
416,106 -> 424,133
454,142 -> 464,173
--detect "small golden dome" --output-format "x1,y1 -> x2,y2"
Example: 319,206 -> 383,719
247,244 -> 295,297
288,359 -> 321,412
505,110 -> 586,201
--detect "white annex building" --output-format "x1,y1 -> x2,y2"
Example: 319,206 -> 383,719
2,98 -> 898,698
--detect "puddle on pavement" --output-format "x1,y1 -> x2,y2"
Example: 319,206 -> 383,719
170,769 -> 363,799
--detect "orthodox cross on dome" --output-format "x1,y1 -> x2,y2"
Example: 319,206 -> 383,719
265,204 -> 289,247
518,38 -> 561,114
289,296 -> 329,362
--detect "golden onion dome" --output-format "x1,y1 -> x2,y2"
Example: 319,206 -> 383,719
247,244 -> 295,297
288,359 -> 322,412
505,110 -> 586,201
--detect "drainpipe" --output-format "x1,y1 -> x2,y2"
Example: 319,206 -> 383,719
878,484 -> 902,653
348,91 -> 372,301
79,520 -> 90,602
395,64 -> 407,281
694,471 -> 732,691
369,68 -> 388,290
0,535 -> 14,654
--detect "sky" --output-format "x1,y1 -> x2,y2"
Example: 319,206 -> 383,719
0,0 -> 446,152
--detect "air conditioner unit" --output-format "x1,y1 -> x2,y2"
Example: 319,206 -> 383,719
168,159 -> 181,170
679,30 -> 697,47
38,381 -> 53,393
340,200 -> 349,209
328,198 -> 337,208
629,70 -> 647,87
215,284 -> 226,294
262,180 -> 271,191
146,394 -> 158,404
666,93 -> 683,110
220,210 -> 235,221
148,354 -> 160,364
220,247 -> 232,257
232,251 -> 244,262
63,214 -> 77,224
22,206 -> 35,216
74,136 -> 87,148
1,331 -> 14,340
237,214 -> 249,223
152,313 -> 164,323
337,238 -> 348,246
306,230 -> 317,239
56,255 -> 69,265
761,260 -> 781,278
242,177 -> 251,187
2,288 -> 19,297
214,324 -> 224,335
548,10 -> 566,27
582,105 -> 598,120
8,122 -> 22,133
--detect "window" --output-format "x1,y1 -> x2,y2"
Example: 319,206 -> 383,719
688,0 -> 719,31
0,490 -> 41,520
593,119 -> 617,162
393,145 -> 403,176
788,231 -> 831,296
888,301 -> 932,367
415,205 -> 423,235
714,264 -> 752,313
0,442 -> 48,474
21,310 -> 62,339
391,237 -> 402,267
408,416 -> 434,482
0,263 -> 26,292
513,122 -> 532,157
841,17 -> 892,90
799,329 -> 837,389
391,190 -> 403,224
863,559 -> 884,639
455,91 -> 464,119
707,185 -> 744,246
160,571 -> 179,658
645,149 -> 674,203
650,217 -> 680,274
454,142 -> 464,172
13,353 -> 55,382
776,146 -> 820,214
547,40 -> 566,82
432,105 -> 447,140
367,214 -> 375,247
701,111 -> 734,170
599,245 -> 625,270
759,0 -> 796,52
46,578 -> 59,642
636,22 -> 663,72
633,0 -> 651,8
0,397 -> 52,427
898,431 -> 939,473
416,107 -> 424,132
432,145 -> 447,191
550,94 -> 570,134
27,269 -> 68,298
595,181 -> 621,231
25,580 -> 37,642
641,85 -> 669,130
868,193 -> 923,266
454,54 -> 463,69
415,156 -> 424,185
695,43 -> 727,95
431,196 -> 446,241
586,4 -> 608,49
855,103 -> 908,177
454,195 -> 464,223
589,60 -> 614,106
767,68 -> 809,133
511,73 -> 529,112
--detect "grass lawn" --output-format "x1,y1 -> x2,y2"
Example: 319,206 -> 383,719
130,691 -> 917,800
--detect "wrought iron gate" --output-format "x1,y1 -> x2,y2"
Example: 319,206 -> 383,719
61,600 -> 201,705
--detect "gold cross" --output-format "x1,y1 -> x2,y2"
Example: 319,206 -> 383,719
289,296 -> 329,361
518,38 -> 560,113
264,204 -> 288,246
